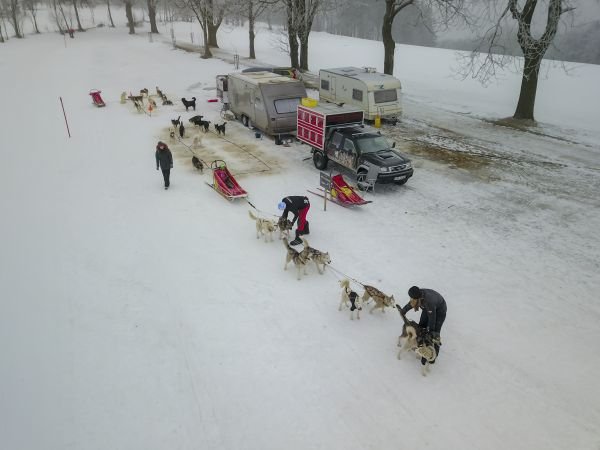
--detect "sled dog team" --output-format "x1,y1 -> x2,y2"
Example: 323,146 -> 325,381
248,208 -> 447,377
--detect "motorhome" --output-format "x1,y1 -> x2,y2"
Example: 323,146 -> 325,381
223,71 -> 307,136
318,67 -> 402,122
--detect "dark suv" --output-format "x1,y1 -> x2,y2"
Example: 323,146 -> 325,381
312,127 -> 413,186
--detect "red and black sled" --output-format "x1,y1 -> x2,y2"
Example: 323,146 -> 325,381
308,173 -> 371,208
205,160 -> 248,201
89,89 -> 106,107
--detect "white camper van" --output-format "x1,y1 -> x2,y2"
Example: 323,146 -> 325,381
319,67 -> 402,122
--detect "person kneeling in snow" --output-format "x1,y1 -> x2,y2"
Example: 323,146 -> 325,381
278,196 -> 310,245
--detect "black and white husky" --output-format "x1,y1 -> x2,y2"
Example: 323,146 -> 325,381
396,305 -> 437,376
339,279 -> 362,320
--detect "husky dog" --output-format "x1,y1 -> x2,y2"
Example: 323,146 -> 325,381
148,97 -> 157,109
277,216 -> 293,240
181,97 -> 197,111
192,134 -> 202,149
120,91 -> 127,104
171,116 -> 181,127
300,238 -> 331,274
214,122 -> 227,135
192,156 -> 203,172
156,86 -> 164,98
189,115 -> 204,127
140,88 -> 149,97
339,279 -> 362,320
248,210 -> 278,242
179,122 -> 185,138
395,305 -> 437,376
362,285 -> 395,314
283,239 -> 308,280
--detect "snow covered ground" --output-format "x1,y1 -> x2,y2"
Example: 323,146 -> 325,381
1,9 -> 599,450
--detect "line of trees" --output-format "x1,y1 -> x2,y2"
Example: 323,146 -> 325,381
0,0 -> 581,122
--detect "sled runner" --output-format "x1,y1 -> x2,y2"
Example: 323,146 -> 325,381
205,160 -> 248,201
308,173 -> 371,208
89,89 -> 106,107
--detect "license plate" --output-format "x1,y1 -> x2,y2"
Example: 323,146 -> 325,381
394,176 -> 406,181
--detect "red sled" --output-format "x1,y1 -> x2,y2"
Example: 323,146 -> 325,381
205,160 -> 248,201
89,89 -> 106,107
308,173 -> 371,207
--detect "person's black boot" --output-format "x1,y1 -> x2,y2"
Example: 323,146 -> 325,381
289,230 -> 302,245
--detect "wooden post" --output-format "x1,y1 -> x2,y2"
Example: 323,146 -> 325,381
60,97 -> 71,138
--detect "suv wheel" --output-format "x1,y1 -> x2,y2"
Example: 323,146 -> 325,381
356,170 -> 368,191
313,151 -> 328,170
241,115 -> 249,127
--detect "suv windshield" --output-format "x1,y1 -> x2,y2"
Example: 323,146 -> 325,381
355,135 -> 391,154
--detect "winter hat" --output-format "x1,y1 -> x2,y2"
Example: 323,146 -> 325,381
278,201 -> 286,211
408,286 -> 422,300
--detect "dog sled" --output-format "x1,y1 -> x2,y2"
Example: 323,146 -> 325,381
205,160 -> 248,201
308,173 -> 371,208
89,89 -> 106,107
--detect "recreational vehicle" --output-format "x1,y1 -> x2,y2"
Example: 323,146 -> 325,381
318,67 -> 402,122
224,71 -> 307,136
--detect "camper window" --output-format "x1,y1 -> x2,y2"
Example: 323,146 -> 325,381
352,89 -> 363,102
374,89 -> 397,104
321,79 -> 330,90
274,98 -> 301,114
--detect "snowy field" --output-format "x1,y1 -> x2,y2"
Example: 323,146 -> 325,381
1,8 -> 599,450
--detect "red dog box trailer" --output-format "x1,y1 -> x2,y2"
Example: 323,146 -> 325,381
296,102 -> 364,151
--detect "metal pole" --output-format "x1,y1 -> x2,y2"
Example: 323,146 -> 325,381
60,97 -> 71,138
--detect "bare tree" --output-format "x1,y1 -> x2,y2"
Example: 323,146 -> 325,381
206,0 -> 225,47
72,0 -> 84,31
7,0 -> 23,38
462,0 -> 575,121
177,0 -> 213,57
235,0 -> 278,58
22,0 -> 40,33
107,0 -> 115,27
148,0 -> 159,32
124,0 -> 135,34
382,0 -> 464,75
283,0 -> 324,70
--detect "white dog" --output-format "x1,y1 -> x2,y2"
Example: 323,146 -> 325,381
248,210 -> 278,242
338,279 -> 362,320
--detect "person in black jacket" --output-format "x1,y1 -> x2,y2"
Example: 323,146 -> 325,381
400,286 -> 447,358
279,196 -> 310,245
155,141 -> 173,189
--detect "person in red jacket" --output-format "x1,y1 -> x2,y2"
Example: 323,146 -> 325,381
279,196 -> 310,245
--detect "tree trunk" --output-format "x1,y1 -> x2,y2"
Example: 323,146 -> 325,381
207,22 -> 219,48
382,4 -> 395,75
0,21 -> 4,42
73,0 -> 84,31
148,0 -> 158,33
513,53 -> 541,121
10,0 -> 23,38
125,1 -> 135,34
201,18 -> 212,58
287,5 -> 299,69
248,2 -> 255,59
107,0 -> 115,27
299,36 -> 309,71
